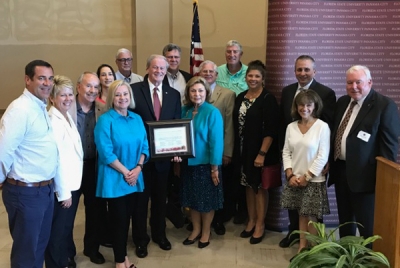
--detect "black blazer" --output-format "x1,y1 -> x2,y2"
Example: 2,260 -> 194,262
328,89 -> 400,193
130,78 -> 181,172
162,70 -> 193,86
279,80 -> 336,149
232,89 -> 280,189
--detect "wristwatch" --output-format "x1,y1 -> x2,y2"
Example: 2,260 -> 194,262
258,150 -> 267,156
304,172 -> 312,182
136,163 -> 143,170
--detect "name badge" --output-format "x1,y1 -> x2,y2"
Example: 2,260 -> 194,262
357,131 -> 371,142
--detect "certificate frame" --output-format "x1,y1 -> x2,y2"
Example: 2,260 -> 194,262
146,119 -> 195,159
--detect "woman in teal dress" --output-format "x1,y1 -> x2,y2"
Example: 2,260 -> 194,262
181,76 -> 224,248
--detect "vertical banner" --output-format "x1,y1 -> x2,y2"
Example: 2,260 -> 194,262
190,0 -> 204,76
265,0 -> 400,230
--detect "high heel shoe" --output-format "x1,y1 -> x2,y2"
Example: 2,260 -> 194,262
249,232 -> 265,244
182,233 -> 201,245
240,227 -> 255,238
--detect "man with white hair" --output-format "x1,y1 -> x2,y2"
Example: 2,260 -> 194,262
199,60 -> 236,235
115,48 -> 143,84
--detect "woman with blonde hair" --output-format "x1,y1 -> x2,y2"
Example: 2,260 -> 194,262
95,80 -> 149,268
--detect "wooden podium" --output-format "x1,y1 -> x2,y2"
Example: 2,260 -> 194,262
373,156 -> 400,267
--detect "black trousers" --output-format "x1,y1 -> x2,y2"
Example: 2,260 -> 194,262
74,160 -> 107,255
213,163 -> 240,223
108,194 -> 134,263
45,191 -> 80,268
132,162 -> 169,246
334,160 -> 375,239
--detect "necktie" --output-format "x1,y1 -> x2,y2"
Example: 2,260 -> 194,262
153,87 -> 161,121
334,101 -> 357,160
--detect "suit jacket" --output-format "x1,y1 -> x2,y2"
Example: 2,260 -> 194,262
162,69 -> 193,86
280,79 -> 336,149
131,79 -> 181,172
209,85 -> 236,157
329,89 -> 400,193
49,106 -> 83,201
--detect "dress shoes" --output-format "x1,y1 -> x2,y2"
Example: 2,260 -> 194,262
249,232 -> 265,244
153,237 -> 172,251
279,233 -> 299,248
135,245 -> 148,258
67,257 -> 76,268
182,234 -> 201,245
212,222 -> 226,235
198,240 -> 210,248
83,250 -> 105,264
240,227 -> 255,238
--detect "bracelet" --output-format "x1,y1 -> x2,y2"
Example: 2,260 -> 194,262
136,163 -> 143,170
258,150 -> 267,156
304,172 -> 312,182
287,174 -> 295,181
211,169 -> 218,173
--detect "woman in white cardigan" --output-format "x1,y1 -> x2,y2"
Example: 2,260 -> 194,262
45,75 -> 84,268
281,90 -> 330,254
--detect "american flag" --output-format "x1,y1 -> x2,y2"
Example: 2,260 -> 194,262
190,0 -> 204,76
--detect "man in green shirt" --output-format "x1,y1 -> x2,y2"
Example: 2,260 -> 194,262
216,40 -> 248,96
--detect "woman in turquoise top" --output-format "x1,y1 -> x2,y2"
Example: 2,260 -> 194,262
181,77 -> 224,249
94,80 -> 148,268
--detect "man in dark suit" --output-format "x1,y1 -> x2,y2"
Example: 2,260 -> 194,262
130,54 -> 181,258
329,65 -> 400,239
279,55 -> 336,248
199,60 -> 236,235
162,43 -> 193,104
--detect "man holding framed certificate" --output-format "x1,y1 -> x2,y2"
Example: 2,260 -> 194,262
130,54 -> 181,258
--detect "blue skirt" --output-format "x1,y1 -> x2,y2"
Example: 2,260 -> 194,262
181,163 -> 223,213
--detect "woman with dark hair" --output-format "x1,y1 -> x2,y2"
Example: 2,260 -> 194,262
281,90 -> 330,253
181,76 -> 224,248
233,60 -> 280,244
96,64 -> 116,115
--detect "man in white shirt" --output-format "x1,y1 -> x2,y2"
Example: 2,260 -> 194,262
0,60 -> 58,268
115,48 -> 143,84
162,43 -> 193,104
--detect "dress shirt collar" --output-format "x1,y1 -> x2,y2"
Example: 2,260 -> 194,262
23,88 -> 47,108
297,79 -> 314,90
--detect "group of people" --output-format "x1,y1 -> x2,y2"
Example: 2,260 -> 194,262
0,39 -> 399,268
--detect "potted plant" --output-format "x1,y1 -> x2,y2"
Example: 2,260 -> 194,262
289,221 -> 390,268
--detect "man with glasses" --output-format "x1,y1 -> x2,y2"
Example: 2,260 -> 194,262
162,43 -> 193,104
199,60 -> 236,235
115,48 -> 143,84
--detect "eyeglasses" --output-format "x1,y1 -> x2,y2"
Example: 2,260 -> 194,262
117,58 -> 133,63
201,70 -> 216,74
166,56 -> 180,59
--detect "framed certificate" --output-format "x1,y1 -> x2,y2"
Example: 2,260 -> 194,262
146,119 -> 195,159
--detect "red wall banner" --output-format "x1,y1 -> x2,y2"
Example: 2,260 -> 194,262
265,0 -> 400,231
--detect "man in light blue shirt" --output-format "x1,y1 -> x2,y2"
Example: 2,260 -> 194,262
0,60 -> 58,268
216,40 -> 248,96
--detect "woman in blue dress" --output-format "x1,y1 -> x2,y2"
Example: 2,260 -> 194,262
181,77 -> 224,248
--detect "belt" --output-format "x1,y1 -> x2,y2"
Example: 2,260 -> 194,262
6,178 -> 53,187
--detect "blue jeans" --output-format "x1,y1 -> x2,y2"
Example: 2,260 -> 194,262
2,182 -> 54,268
